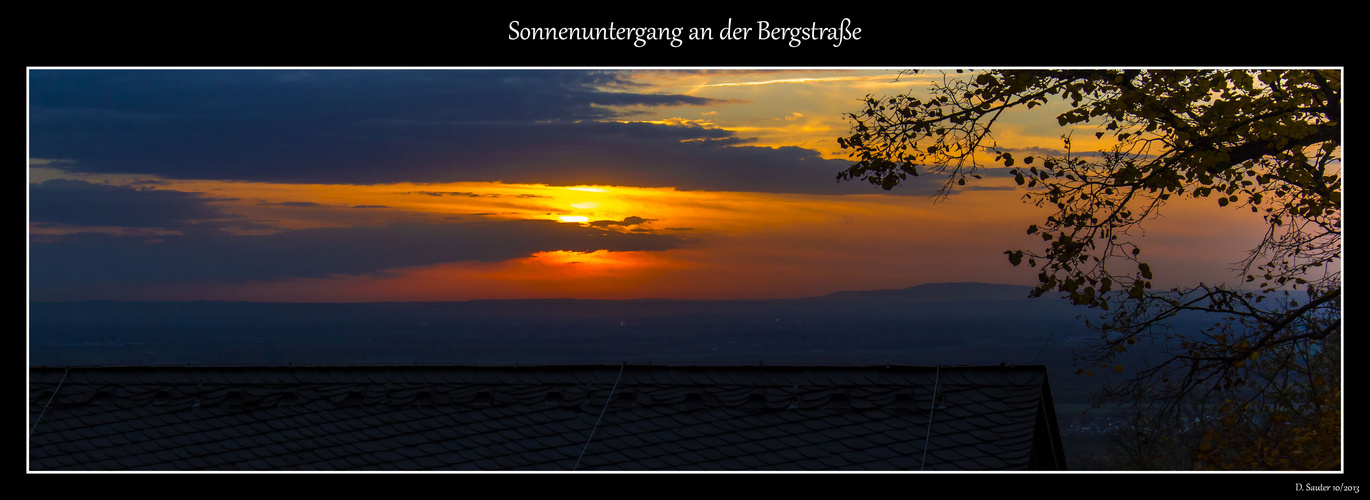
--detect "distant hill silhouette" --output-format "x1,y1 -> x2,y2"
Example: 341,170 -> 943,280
813,282 -> 1035,302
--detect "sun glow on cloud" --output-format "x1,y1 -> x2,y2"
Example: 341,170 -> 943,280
144,249 -> 702,302
30,164 -> 1269,302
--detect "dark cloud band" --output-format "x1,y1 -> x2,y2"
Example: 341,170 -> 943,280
29,219 -> 689,300
29,179 -> 227,228
29,69 -> 919,195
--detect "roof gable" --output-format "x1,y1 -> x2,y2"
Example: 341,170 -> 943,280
29,364 -> 1065,470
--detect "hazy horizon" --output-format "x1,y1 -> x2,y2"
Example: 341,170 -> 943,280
28,280 -> 1041,304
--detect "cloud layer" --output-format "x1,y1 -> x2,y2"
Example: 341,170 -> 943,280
30,179 -> 227,228
29,69 -> 909,195
30,218 -> 689,299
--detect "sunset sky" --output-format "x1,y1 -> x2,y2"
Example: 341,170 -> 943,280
27,69 -> 1271,302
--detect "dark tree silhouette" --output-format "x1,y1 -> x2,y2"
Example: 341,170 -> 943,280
837,69 -> 1340,469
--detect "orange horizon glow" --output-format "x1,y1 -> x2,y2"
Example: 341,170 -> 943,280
32,172 -> 1276,303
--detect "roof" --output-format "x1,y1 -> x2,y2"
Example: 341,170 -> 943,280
28,364 -> 1066,471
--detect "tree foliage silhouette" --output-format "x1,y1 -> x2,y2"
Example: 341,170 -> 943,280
837,69 -> 1340,469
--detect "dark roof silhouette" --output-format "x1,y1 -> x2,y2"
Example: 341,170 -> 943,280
28,364 -> 1066,470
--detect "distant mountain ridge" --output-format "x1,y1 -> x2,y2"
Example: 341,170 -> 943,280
813,282 -> 1036,302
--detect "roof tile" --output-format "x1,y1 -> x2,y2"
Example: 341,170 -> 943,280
29,364 -> 1061,471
